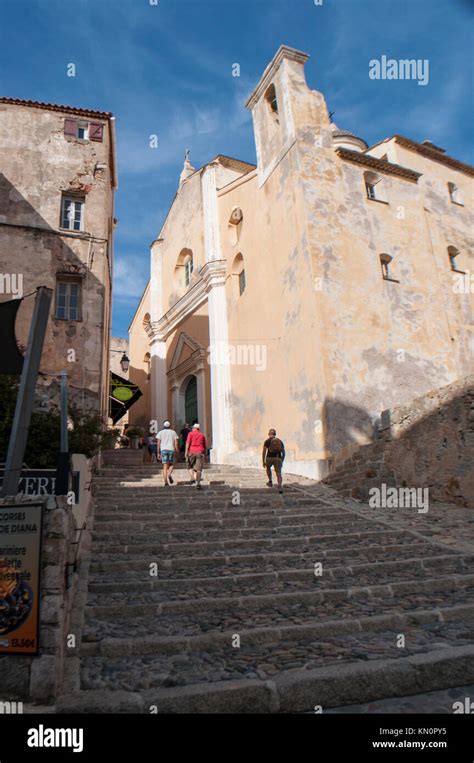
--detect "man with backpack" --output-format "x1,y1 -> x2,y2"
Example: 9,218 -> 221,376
262,428 -> 285,494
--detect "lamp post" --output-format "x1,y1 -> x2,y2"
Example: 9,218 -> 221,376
120,353 -> 130,374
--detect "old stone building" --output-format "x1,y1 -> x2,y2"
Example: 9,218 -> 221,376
127,283 -> 152,432
0,97 -> 117,417
129,45 -> 473,478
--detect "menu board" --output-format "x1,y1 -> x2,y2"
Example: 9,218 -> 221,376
0,503 -> 43,655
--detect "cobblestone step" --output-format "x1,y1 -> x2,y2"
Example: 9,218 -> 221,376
83,581 -> 474,641
91,518 -> 388,544
91,537 -> 437,563
78,614 -> 474,695
65,463 -> 474,713
88,542 -> 456,576
91,528 -> 418,557
87,554 -> 474,596
93,500 -> 337,519
85,573 -> 474,617
91,511 -> 362,534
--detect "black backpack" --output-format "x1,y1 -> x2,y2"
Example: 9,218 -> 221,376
268,437 -> 284,456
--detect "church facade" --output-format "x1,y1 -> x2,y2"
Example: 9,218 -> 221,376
128,45 -> 473,478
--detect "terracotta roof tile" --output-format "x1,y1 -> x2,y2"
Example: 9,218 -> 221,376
0,96 -> 112,120
336,147 -> 422,181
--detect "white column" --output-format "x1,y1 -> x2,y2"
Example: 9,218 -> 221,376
206,277 -> 234,461
196,365 -> 208,441
201,163 -> 234,463
150,238 -> 168,427
202,162 -> 223,262
150,340 -> 167,427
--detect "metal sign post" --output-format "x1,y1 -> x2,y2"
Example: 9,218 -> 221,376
55,369 -> 70,496
1,286 -> 52,498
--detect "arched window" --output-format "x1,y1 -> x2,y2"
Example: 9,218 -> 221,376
232,253 -> 246,297
448,246 -> 464,273
174,248 -> 194,290
364,171 -> 387,203
448,182 -> 463,206
380,253 -> 393,280
265,83 -> 279,119
143,313 -> 151,330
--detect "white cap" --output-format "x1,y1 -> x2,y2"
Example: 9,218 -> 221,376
193,423 -> 200,429
163,420 -> 171,428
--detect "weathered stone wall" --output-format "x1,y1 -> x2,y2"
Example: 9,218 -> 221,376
0,482 -> 94,703
0,102 -> 115,418
324,377 -> 474,508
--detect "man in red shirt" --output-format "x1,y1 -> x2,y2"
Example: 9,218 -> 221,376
185,423 -> 207,490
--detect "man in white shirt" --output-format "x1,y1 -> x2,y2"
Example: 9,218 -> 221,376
156,420 -> 179,487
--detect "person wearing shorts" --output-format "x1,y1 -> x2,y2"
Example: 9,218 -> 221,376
147,433 -> 158,464
157,421 -> 179,486
185,423 -> 207,490
262,428 -> 285,494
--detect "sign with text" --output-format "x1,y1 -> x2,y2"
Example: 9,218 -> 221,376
0,503 -> 43,655
0,470 -> 79,502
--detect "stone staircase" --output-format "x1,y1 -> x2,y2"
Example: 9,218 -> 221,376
57,450 -> 474,713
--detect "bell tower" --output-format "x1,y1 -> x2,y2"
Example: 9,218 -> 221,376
246,45 -> 331,187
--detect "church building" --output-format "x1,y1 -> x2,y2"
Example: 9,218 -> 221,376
128,45 -> 473,478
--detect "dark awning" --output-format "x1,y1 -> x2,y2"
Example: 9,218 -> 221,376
109,371 -> 143,424
0,299 -> 24,375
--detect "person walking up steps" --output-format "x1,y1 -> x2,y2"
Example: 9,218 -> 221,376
146,430 -> 158,464
185,423 -> 207,490
262,428 -> 285,494
180,422 -> 191,461
157,420 -> 179,487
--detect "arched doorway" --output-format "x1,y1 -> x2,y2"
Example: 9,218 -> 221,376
185,375 -> 198,425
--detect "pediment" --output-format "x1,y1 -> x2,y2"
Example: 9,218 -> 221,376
169,332 -> 203,372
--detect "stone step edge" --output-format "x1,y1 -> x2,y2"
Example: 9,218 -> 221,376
84,572 -> 474,618
87,553 -> 474,589
80,602 -> 474,657
89,519 -> 405,540
90,528 -> 414,555
56,645 -> 474,714
93,505 -> 342,519
91,514 -> 351,531
88,541 -> 447,572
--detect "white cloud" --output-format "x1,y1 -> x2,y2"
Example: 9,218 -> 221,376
113,256 -> 149,300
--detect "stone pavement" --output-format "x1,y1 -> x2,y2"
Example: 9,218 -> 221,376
325,684 -> 474,714
56,452 -> 474,714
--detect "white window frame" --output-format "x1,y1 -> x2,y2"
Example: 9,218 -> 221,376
61,196 -> 84,231
77,121 -> 89,140
365,172 -> 388,203
366,182 -> 377,200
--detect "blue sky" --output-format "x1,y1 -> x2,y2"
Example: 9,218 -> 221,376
0,0 -> 472,337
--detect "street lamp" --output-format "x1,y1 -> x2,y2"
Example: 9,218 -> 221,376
120,353 -> 130,373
